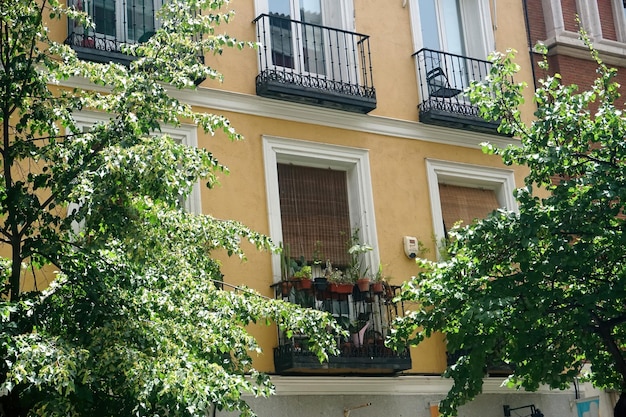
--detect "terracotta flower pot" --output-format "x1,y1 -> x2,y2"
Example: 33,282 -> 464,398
281,281 -> 293,295
297,278 -> 313,290
329,283 -> 354,294
356,278 -> 370,292
371,281 -> 384,293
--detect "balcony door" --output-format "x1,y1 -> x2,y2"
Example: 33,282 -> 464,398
417,0 -> 493,94
267,0 -> 349,77
80,0 -> 159,46
418,0 -> 492,59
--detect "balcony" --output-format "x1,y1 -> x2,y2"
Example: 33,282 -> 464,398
414,48 -> 500,133
65,0 -> 158,66
272,279 -> 411,374
253,14 -> 376,114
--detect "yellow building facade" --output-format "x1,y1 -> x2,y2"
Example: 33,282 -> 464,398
55,0 -> 578,416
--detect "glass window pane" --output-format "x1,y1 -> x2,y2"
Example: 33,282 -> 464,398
440,0 -> 465,56
269,0 -> 291,17
418,0 -> 441,51
93,0 -> 116,37
269,0 -> 295,68
300,0 -> 325,74
127,0 -> 156,42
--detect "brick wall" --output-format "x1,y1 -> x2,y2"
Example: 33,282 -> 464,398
562,0 -> 579,31
550,55 -> 626,109
598,0 -> 618,41
526,0 -> 547,43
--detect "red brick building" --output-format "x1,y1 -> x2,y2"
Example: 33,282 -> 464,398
525,0 -> 626,94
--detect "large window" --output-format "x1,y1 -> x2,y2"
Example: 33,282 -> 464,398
425,159 -> 517,258
258,0 -> 354,76
278,164 -> 351,266
412,0 -> 494,59
74,0 -> 160,47
438,183 -> 500,237
263,136 -> 378,282
72,112 -> 201,215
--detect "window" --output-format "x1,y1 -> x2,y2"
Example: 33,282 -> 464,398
257,0 -> 354,76
438,183 -> 500,237
414,0 -> 494,59
73,0 -> 160,48
263,136 -> 378,282
278,164 -> 351,266
425,159 -> 517,258
72,112 -> 201,215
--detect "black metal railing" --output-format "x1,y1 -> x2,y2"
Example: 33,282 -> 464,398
253,14 -> 376,113
271,279 -> 411,374
413,48 -> 500,132
65,0 -> 158,64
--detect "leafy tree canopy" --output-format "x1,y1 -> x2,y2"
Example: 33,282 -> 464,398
389,39 -> 626,417
0,1 -> 342,416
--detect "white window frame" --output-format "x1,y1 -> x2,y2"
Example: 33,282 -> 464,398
425,159 -> 517,259
72,111 -> 201,214
263,136 -> 378,283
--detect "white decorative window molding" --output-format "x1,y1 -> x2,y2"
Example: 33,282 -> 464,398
73,111 -> 201,214
425,158 -> 517,259
262,136 -> 378,283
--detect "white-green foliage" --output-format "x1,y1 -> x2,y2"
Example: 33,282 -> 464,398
389,36 -> 626,417
0,1 -> 341,415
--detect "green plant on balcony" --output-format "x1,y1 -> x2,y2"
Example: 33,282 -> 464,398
370,263 -> 389,293
346,229 -> 373,291
325,260 -> 348,283
292,265 -> 312,280
292,264 -> 313,291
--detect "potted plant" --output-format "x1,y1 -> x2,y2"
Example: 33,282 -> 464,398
279,243 -> 297,296
292,264 -> 313,290
325,260 -> 353,294
371,263 -> 388,294
345,229 -> 373,292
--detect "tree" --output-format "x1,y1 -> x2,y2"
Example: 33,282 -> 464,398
388,39 -> 626,417
0,1 -> 342,416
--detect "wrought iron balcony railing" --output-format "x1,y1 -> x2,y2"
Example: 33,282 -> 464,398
65,0 -> 158,65
414,48 -> 500,133
271,279 -> 411,374
253,14 -> 376,114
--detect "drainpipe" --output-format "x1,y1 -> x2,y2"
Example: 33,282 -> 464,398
522,0 -> 539,90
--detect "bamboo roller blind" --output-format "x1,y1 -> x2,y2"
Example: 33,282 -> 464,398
278,164 -> 351,266
438,183 -> 500,231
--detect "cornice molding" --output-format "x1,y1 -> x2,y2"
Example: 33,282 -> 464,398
268,375 -> 576,396
543,30 -> 626,68
169,87 -> 517,150
60,77 -> 518,150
